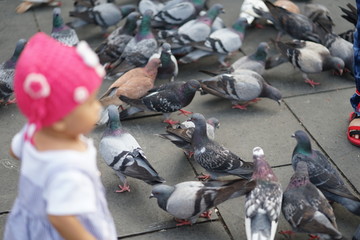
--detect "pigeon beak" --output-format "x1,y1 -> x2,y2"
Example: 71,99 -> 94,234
221,9 -> 226,14
277,99 -> 282,105
149,193 -> 155,199
291,133 -> 295,138
338,69 -> 343,76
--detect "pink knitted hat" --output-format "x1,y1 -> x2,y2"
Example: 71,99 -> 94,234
14,32 -> 105,139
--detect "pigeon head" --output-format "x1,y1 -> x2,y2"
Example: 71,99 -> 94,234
52,8 -> 65,30
185,79 -> 201,92
288,161 -> 310,189
150,184 -> 175,210
207,117 -> 220,129
119,4 -> 137,17
161,43 -> 172,54
202,3 -> 224,25
122,12 -> 141,35
232,17 -> 248,33
137,9 -> 154,40
261,83 -> 282,104
107,105 -> 122,131
253,42 -> 269,61
251,147 -> 278,181
292,130 -> 312,155
4,39 -> 27,69
189,113 -> 208,141
327,57 -> 344,75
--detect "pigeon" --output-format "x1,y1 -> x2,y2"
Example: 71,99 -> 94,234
99,105 -> 165,192
150,178 -> 256,226
69,3 -> 136,33
95,11 -> 141,66
199,70 -> 282,110
152,0 -> 207,28
291,130 -> 360,216
108,9 -> 158,76
303,3 -> 334,32
157,116 -> 220,158
254,0 -> 319,42
239,0 -> 268,26
169,3 -> 225,46
138,0 -> 165,16
274,39 -> 345,87
99,57 -> 161,110
16,0 -> 61,14
245,147 -> 282,240
179,17 -> 248,67
119,80 -> 201,124
149,42 -> 178,82
51,8 -> 79,46
0,39 -> 27,105
273,0 -> 300,14
338,3 -> 357,43
230,42 -> 270,75
281,161 -> 343,240
189,113 -> 254,179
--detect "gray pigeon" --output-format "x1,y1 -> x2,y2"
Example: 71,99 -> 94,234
157,116 -> 220,158
254,0 -> 320,42
99,105 -> 165,192
69,3 -> 136,32
108,9 -> 158,76
179,17 -> 248,67
0,39 -> 27,105
138,0 -> 165,16
230,42 -> 269,75
150,178 -> 256,226
169,3 -> 225,46
245,147 -> 282,240
152,0 -> 207,28
119,80 -> 201,124
292,130 -> 360,216
149,42 -> 178,82
189,113 -> 254,179
95,11 -> 141,66
353,224 -> 360,240
51,8 -> 79,46
274,39 -> 345,87
282,161 -> 343,240
199,70 -> 282,110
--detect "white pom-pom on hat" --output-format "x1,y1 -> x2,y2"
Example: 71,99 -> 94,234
23,73 -> 51,99
73,86 -> 89,103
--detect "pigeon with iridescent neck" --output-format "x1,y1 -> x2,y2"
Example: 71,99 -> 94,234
69,3 -> 136,33
245,147 -> 282,240
51,8 -> 79,46
108,9 -> 158,76
150,178 -> 256,226
149,42 -> 178,82
95,11 -> 140,66
292,130 -> 360,216
0,39 -> 27,105
282,161 -> 342,240
189,113 -> 254,180
179,17 -> 248,67
99,105 -> 165,193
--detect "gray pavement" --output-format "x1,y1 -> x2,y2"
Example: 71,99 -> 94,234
0,0 -> 360,239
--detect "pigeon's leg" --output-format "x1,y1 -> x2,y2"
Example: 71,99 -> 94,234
47,0 -> 62,7
276,32 -> 283,41
197,173 -> 211,180
178,109 -> 193,116
174,218 -> 192,226
250,98 -> 261,103
115,183 -> 131,193
303,73 -> 320,87
163,119 -> 180,125
218,55 -> 230,68
307,234 -> 320,240
199,210 -> 212,219
232,103 -> 249,110
278,230 -> 295,239
6,98 -> 17,105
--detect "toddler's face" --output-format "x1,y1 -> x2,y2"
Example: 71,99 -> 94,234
62,89 -> 101,135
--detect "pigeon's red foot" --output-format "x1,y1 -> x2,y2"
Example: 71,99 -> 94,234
197,173 -> 211,180
254,23 -> 265,29
232,103 -> 248,110
115,184 -> 130,193
250,98 -> 261,103
304,79 -> 320,87
307,234 -> 320,240
178,109 -> 193,116
186,151 -> 194,159
6,98 -> 17,105
174,218 -> 192,226
163,119 -> 180,125
278,230 -> 295,237
200,210 -> 212,219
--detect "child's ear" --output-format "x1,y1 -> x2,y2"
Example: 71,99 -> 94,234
52,120 -> 67,132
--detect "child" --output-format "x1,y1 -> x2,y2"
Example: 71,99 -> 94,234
4,32 -> 117,240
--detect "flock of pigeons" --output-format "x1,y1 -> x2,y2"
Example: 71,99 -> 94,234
1,0 -> 360,239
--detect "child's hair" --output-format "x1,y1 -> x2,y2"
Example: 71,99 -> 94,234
14,32 -> 104,139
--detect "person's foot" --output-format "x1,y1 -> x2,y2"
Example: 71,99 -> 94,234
349,118 -> 360,139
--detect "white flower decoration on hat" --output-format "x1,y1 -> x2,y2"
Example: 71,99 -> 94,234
74,86 -> 89,103
76,41 -> 105,78
24,73 -> 50,99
